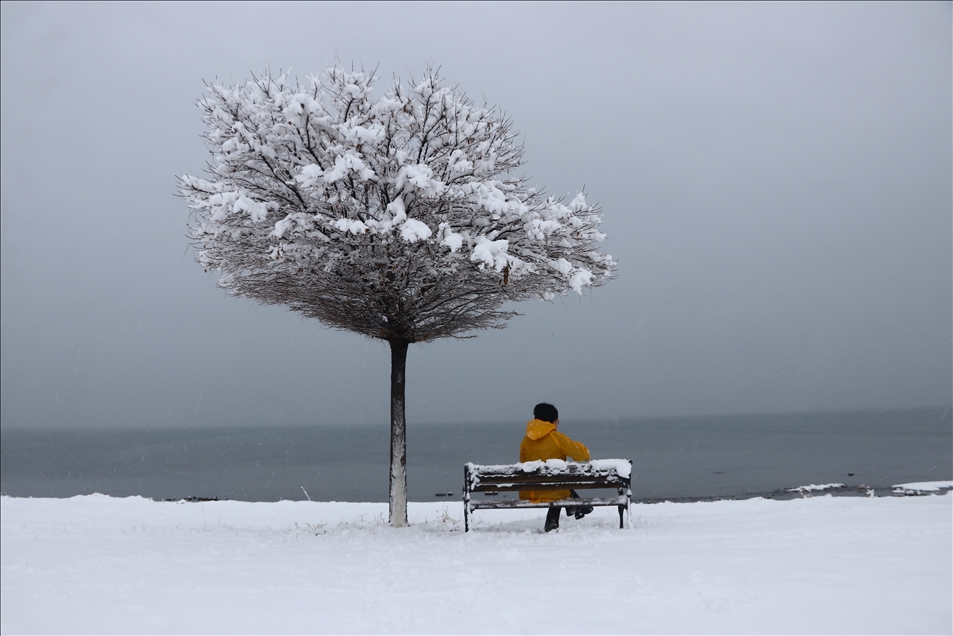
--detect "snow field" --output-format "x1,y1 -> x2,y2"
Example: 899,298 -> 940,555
1,493 -> 950,634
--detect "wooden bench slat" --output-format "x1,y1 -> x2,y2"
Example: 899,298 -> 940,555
471,473 -> 626,483
469,481 -> 626,492
467,463 -> 627,477
469,495 -> 628,510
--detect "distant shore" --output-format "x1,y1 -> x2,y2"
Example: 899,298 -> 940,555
633,480 -> 953,504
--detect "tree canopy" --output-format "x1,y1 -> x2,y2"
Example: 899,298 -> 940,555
181,67 -> 615,344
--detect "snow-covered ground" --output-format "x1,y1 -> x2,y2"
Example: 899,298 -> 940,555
2,487 -> 950,634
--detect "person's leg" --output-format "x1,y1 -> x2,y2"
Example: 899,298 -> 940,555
565,490 -> 578,517
544,506 -> 561,532
568,490 -> 594,519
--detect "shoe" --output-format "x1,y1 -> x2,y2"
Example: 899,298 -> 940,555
574,505 -> 594,520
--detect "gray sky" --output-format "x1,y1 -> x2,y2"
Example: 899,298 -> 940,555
1,2 -> 950,429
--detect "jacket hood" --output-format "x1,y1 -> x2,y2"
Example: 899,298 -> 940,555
525,419 -> 556,440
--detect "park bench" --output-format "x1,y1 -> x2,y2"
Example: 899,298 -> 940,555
463,459 -> 632,532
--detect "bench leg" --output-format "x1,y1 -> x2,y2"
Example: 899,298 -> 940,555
617,487 -> 630,529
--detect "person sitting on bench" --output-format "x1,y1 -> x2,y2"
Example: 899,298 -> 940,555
519,403 -> 595,532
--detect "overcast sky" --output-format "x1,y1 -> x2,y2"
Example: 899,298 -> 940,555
1,2 -> 950,429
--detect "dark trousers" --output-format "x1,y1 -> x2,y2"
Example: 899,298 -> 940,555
544,505 -> 562,531
544,490 -> 582,531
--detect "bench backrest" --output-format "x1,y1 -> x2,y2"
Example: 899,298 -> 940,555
465,459 -> 631,494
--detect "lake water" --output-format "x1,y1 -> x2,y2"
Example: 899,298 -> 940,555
1,408 -> 950,503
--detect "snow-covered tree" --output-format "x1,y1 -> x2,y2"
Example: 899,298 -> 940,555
180,66 -> 615,526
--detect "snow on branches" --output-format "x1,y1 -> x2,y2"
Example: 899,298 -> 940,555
181,66 -> 615,344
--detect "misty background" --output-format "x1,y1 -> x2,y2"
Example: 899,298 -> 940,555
1,2 -> 950,431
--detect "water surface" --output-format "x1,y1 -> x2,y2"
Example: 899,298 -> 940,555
2,409 -> 949,502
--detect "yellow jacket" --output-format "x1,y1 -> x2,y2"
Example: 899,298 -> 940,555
519,419 -> 590,502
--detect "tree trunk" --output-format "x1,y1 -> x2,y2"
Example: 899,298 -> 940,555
388,339 -> 409,527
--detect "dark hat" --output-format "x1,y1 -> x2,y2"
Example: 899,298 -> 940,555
534,403 -> 558,423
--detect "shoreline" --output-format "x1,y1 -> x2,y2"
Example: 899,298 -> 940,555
2,480 -> 950,505
634,481 -> 953,504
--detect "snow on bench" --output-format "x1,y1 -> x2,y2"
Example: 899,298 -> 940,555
463,459 -> 632,532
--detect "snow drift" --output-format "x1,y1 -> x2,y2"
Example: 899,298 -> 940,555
1,492 -> 950,634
